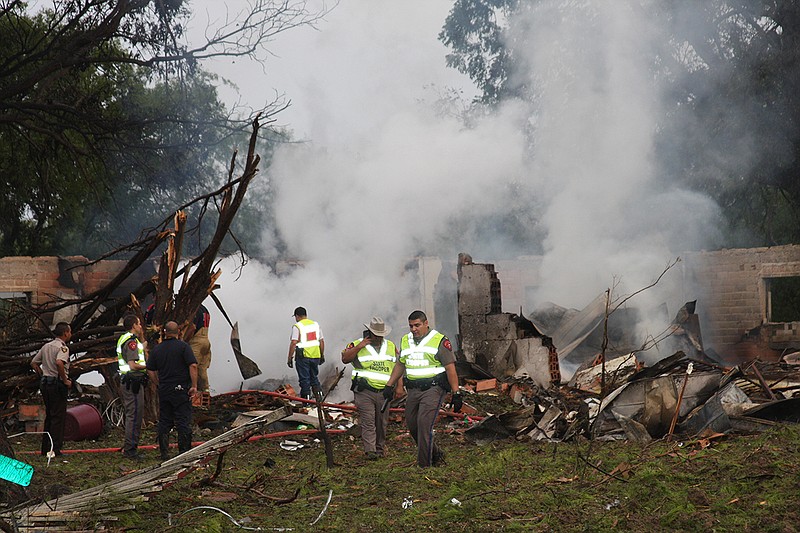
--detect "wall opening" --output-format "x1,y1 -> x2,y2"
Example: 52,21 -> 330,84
767,277 -> 800,322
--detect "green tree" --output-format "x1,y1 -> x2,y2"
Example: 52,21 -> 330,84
0,0 -> 323,257
440,0 -> 800,247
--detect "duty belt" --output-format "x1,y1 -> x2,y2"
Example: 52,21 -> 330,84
351,377 -> 384,393
404,376 -> 444,391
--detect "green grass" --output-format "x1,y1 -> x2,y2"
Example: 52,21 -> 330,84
5,421 -> 800,531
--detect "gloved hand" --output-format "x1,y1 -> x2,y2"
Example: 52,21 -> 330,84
319,355 -> 325,365
287,358 -> 293,368
382,384 -> 395,401
451,392 -> 463,413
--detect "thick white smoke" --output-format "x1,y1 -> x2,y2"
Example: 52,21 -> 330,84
198,0 -> 724,391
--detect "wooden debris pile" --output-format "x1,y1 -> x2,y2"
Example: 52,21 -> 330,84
0,116 -> 267,405
1,406 -> 291,531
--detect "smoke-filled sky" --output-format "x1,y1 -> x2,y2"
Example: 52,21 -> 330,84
188,0 -> 723,392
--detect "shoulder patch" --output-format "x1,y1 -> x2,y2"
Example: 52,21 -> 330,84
60,346 -> 68,353
443,338 -> 452,351
127,340 -> 138,351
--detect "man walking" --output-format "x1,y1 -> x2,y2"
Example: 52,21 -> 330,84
341,317 -> 400,459
384,310 -> 462,467
30,322 -> 72,457
147,321 -> 198,460
287,307 -> 325,400
116,314 -> 148,459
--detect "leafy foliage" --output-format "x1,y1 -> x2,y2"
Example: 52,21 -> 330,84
0,0 -> 322,258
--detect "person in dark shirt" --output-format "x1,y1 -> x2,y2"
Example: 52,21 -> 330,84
146,321 -> 198,460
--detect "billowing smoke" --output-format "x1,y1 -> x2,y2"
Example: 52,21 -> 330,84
201,0 -> 730,391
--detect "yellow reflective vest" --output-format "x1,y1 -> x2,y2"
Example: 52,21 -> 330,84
294,319 -> 322,359
116,332 -> 145,374
399,330 -> 446,380
351,339 -> 396,390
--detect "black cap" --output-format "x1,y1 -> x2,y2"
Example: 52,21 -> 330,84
293,306 -> 307,317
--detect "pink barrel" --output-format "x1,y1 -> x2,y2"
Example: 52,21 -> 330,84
63,403 -> 103,441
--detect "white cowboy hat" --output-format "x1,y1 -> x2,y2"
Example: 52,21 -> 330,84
364,316 -> 391,337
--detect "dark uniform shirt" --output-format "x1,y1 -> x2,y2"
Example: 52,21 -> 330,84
146,338 -> 197,393
194,304 -> 211,331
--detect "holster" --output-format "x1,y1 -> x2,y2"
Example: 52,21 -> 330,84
122,372 -> 148,394
351,377 -> 381,393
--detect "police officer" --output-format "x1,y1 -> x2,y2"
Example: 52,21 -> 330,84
117,314 -> 147,459
30,322 -> 72,457
384,310 -> 462,467
341,317 -> 400,459
287,307 -> 325,400
146,321 -> 198,460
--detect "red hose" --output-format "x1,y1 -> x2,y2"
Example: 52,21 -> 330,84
18,429 -> 347,455
18,390 -> 482,455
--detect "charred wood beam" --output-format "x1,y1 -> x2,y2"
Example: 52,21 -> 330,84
174,115 -> 263,326
71,229 -> 173,330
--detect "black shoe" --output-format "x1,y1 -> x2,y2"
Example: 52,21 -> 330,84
123,452 -> 142,461
158,434 -> 171,460
432,450 -> 446,467
366,451 -> 380,460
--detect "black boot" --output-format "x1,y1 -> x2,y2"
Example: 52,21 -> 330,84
177,432 -> 192,454
158,433 -> 171,460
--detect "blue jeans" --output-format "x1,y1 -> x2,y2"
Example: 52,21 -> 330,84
295,355 -> 321,398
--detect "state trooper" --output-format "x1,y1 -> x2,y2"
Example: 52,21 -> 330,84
117,314 -> 148,459
341,317 -> 401,459
30,322 -> 73,457
384,310 -> 462,467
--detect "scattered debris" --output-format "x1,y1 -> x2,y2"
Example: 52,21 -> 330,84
309,490 -> 333,526
1,406 -> 291,530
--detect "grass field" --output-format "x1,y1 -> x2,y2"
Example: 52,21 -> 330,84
4,409 -> 800,532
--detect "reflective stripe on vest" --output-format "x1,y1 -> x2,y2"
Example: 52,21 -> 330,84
295,319 -> 321,359
116,332 -> 145,374
352,339 -> 396,389
400,330 -> 446,379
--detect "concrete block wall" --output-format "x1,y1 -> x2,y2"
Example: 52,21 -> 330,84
683,245 -> 800,358
0,256 -> 155,328
0,257 -> 84,305
458,263 -> 500,316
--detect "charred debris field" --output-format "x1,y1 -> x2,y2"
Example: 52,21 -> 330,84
5,409 -> 800,532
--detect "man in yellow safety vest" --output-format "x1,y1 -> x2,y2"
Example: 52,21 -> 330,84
384,310 -> 462,467
341,317 -> 401,459
287,307 -> 325,400
116,314 -> 148,460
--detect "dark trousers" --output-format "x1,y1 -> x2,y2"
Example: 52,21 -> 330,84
295,355 -> 321,398
405,386 -> 446,467
354,389 -> 391,455
40,380 -> 68,455
157,387 -> 192,436
121,379 -> 144,456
